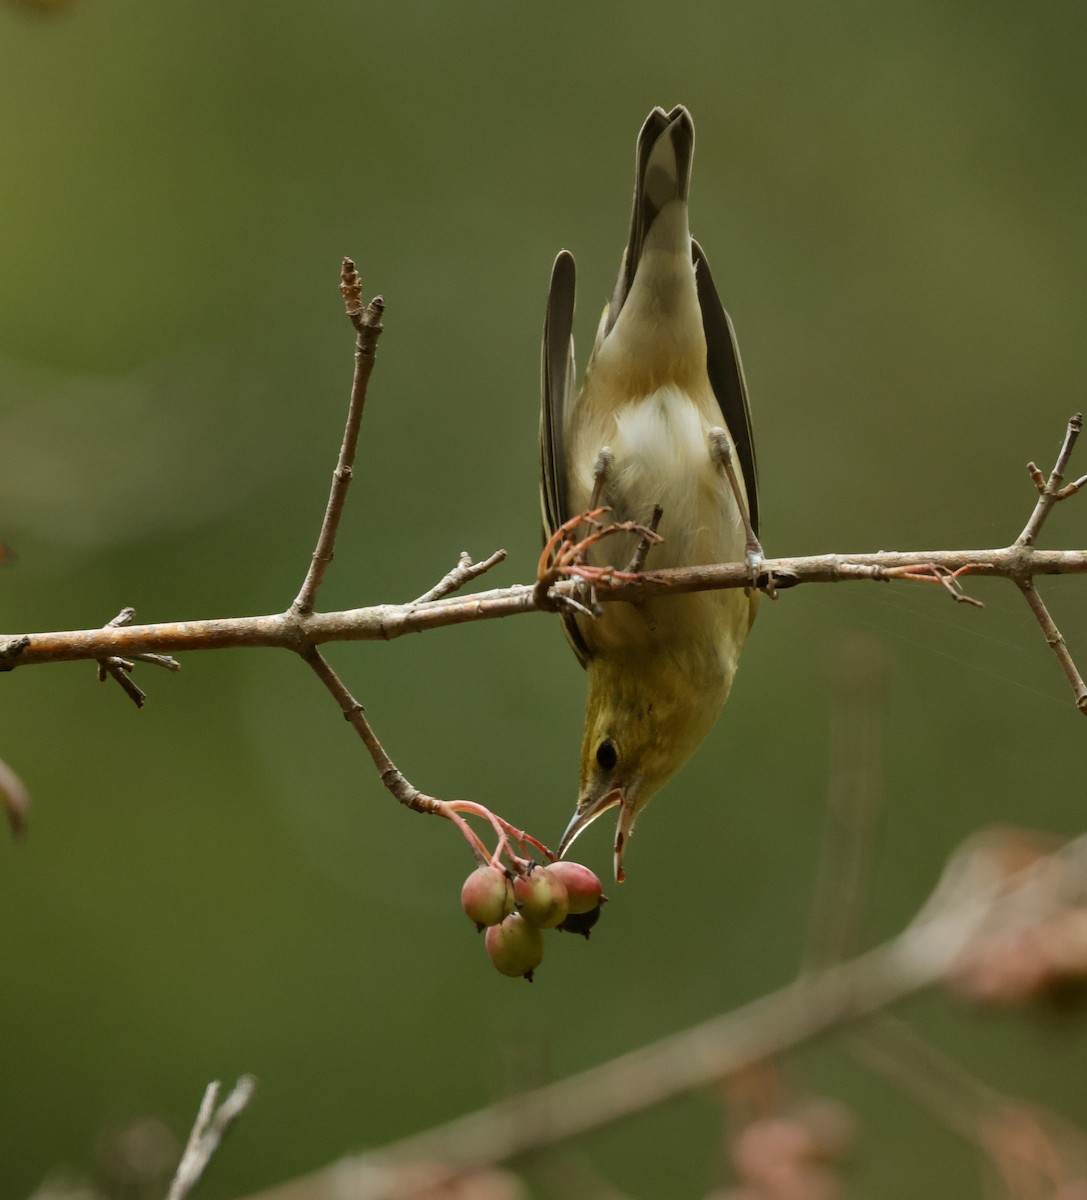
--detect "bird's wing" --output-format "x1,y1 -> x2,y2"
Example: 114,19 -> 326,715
541,250 -> 576,541
692,238 -> 759,537
540,249 -> 593,666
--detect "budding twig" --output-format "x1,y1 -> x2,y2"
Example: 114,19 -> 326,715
410,548 -> 508,606
292,259 -> 385,617
1009,414 -> 1087,715
1017,412 -> 1083,548
95,607 -> 178,708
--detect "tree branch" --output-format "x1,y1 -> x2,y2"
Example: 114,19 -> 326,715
167,1076 -> 256,1200
2,546 -> 1085,670
292,260 -> 384,617
237,830 -> 1087,1200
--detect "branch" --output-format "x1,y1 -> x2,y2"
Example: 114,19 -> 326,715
3,546 -> 1086,669
1016,580 -> 1087,714
292,260 -> 384,617
167,1076 -> 256,1200
1017,411 -> 1084,548
237,831 -> 1087,1200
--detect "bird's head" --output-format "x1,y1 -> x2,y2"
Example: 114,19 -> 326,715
558,648 -> 726,881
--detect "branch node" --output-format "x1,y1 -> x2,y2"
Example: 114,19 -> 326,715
96,608 -> 151,707
0,635 -> 31,670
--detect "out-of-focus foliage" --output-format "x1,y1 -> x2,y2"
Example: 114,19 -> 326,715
1,3 -> 1086,1198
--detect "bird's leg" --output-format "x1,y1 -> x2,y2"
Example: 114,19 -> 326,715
538,450 -> 664,596
588,447 -> 613,514
708,427 -> 768,593
573,448 -> 616,611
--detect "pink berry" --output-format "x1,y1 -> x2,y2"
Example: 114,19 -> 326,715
544,861 -> 604,914
460,866 -> 514,929
485,914 -> 545,980
513,865 -> 569,928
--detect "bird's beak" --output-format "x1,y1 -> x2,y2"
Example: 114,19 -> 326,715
559,787 -> 639,883
559,787 -> 622,859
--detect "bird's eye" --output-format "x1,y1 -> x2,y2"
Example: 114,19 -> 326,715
595,739 -> 618,771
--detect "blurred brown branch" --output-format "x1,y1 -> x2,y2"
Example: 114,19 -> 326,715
236,830 -> 1087,1200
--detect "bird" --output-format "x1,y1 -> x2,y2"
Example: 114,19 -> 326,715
540,105 -> 761,882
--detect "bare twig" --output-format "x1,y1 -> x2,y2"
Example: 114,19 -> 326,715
1016,581 -> 1087,714
0,753 -> 29,836
166,1076 -> 256,1200
625,504 -> 664,574
97,609 -> 147,708
292,260 -> 385,617
410,549 -> 508,605
1017,412 -> 1084,547
300,647 -> 445,819
237,831 -> 1087,1200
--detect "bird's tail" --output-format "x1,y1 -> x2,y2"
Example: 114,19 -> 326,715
606,105 -> 695,334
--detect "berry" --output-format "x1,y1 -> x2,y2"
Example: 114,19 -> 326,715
485,914 -> 545,980
544,861 -> 604,914
460,866 -> 514,930
513,865 -> 569,928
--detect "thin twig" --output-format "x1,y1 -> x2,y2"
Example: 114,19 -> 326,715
299,647 -> 494,860
1016,580 -> 1087,714
1017,412 -> 1084,548
97,608 -> 148,708
300,647 -> 443,817
410,549 -> 508,605
625,504 -> 664,574
238,831 -> 1087,1200
292,260 -> 385,617
165,1075 -> 256,1200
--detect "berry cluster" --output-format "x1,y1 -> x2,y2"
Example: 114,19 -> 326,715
461,859 -> 606,981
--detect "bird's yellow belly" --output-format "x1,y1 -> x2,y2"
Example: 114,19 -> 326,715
568,385 -> 753,661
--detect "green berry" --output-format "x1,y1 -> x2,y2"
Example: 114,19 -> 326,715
485,914 -> 545,980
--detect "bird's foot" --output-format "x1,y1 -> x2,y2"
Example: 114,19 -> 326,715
536,508 -> 664,612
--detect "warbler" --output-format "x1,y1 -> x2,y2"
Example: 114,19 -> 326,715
540,105 -> 760,881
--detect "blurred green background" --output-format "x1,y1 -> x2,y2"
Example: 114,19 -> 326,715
2,2 -> 1087,1197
